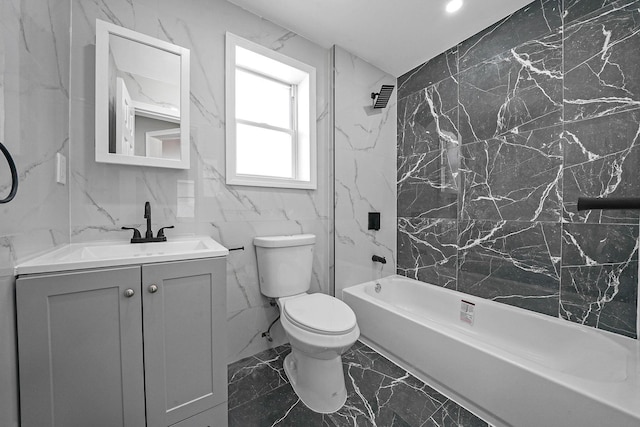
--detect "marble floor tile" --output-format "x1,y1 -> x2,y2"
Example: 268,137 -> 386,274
228,341 -> 489,427
228,345 -> 291,410
422,400 -> 489,427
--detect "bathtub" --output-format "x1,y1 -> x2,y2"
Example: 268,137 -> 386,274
342,275 -> 640,427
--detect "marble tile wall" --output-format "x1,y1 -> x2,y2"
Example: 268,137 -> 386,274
333,46 -> 397,295
68,0 -> 331,363
0,0 -> 71,271
227,341 -> 489,427
397,0 -> 640,339
0,1 -> 71,426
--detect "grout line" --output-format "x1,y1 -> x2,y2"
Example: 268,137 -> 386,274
560,0 -> 565,322
456,40 -> 461,293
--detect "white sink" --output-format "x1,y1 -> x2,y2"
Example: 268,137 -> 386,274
80,240 -> 210,260
15,236 -> 228,275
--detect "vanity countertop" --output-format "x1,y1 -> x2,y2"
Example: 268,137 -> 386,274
15,236 -> 228,275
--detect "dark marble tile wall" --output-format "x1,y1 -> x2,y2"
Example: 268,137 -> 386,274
397,0 -> 640,339
228,342 -> 489,427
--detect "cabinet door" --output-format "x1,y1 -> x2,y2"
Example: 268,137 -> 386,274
142,257 -> 227,427
16,266 -> 146,427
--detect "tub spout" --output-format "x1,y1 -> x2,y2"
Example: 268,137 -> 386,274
372,255 -> 387,264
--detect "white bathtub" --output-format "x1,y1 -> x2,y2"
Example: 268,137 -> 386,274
343,275 -> 640,427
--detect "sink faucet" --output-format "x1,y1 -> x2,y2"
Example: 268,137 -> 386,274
121,201 -> 174,243
144,201 -> 153,239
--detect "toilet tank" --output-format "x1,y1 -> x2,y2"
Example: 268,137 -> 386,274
253,234 -> 315,298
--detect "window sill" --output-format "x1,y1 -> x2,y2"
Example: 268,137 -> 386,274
227,175 -> 316,190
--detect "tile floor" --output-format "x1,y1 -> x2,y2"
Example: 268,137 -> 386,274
228,341 -> 489,426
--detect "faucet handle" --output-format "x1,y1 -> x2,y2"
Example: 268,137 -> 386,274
121,226 -> 142,241
156,225 -> 174,240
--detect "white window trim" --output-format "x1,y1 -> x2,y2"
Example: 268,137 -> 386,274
225,32 -> 317,190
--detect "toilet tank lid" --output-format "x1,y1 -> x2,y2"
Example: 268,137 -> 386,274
254,234 -> 316,248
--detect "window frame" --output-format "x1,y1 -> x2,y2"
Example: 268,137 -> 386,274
225,32 -> 317,190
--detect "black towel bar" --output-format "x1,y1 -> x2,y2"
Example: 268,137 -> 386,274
577,197 -> 640,211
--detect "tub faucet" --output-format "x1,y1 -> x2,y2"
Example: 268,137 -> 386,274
372,255 -> 387,264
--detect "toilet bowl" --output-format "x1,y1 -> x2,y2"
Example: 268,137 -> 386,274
253,234 -> 360,413
279,293 -> 360,413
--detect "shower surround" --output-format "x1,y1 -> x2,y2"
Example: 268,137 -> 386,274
397,0 -> 640,339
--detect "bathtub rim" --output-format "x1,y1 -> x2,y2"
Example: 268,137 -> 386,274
344,274 -> 639,345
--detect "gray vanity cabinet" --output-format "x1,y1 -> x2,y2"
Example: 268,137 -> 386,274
16,257 -> 227,427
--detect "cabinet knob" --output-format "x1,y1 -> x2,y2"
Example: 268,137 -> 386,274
124,289 -> 135,298
149,284 -> 158,293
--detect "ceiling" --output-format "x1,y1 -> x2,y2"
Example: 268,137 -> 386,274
226,0 -> 533,77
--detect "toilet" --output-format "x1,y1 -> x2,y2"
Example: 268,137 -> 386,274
253,233 -> 360,413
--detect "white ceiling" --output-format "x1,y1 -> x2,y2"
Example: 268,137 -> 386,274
226,0 -> 533,77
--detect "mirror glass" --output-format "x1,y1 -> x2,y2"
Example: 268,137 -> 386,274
95,20 -> 190,169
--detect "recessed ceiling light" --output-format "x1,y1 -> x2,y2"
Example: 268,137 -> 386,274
446,0 -> 463,13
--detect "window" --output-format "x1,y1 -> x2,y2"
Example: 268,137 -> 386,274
225,33 -> 317,189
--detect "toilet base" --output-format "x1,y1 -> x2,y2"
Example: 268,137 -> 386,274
283,349 -> 347,414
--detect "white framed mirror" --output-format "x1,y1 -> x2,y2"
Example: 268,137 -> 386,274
95,20 -> 190,169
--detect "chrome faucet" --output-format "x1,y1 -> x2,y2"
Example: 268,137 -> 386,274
121,201 -> 174,243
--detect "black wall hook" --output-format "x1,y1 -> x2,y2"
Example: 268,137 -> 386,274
0,142 -> 18,204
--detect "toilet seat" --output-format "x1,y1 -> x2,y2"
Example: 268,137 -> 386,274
283,293 -> 357,335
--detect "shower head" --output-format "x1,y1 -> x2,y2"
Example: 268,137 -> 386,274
371,85 -> 395,109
